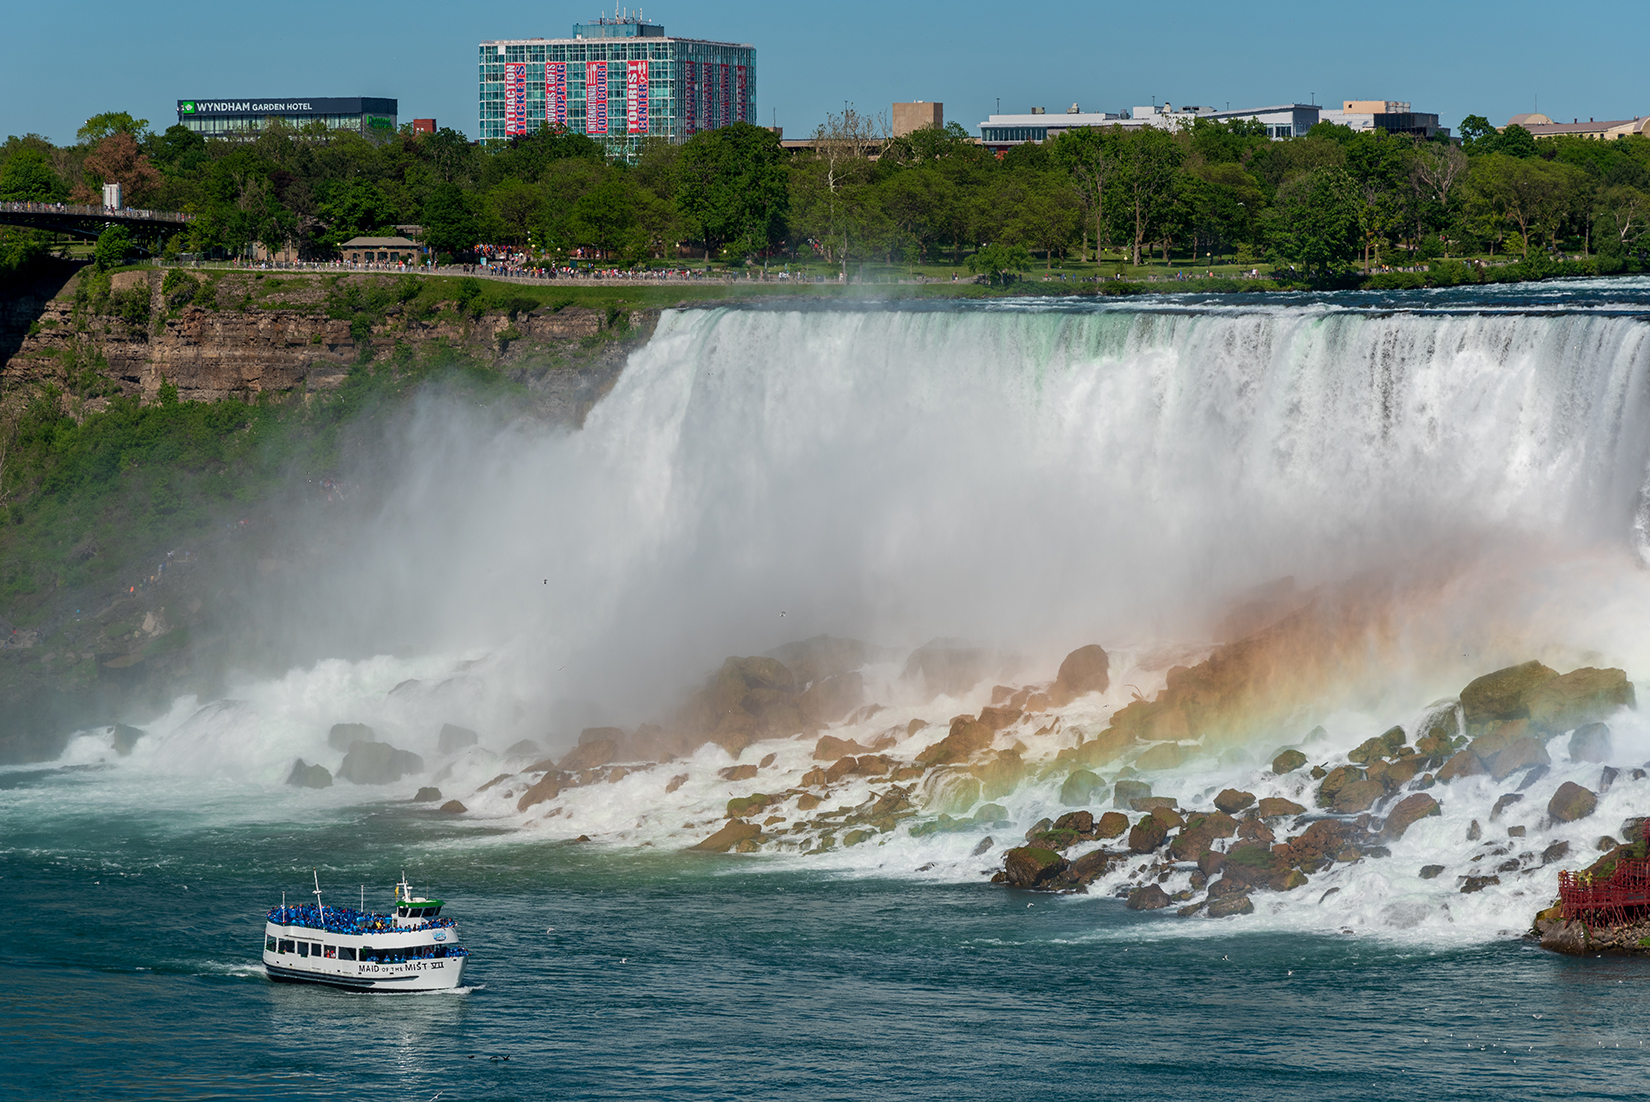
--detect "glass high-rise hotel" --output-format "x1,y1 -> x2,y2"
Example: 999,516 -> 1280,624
478,17 -> 755,159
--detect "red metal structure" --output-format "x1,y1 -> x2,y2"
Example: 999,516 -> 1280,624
1558,820 -> 1650,929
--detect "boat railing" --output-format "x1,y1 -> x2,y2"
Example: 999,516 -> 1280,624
1558,819 -> 1650,930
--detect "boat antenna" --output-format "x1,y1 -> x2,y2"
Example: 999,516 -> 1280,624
361,884 -> 365,912
312,869 -> 324,924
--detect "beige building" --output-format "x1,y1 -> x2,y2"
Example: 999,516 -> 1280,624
1505,113 -> 1650,140
893,101 -> 943,136
341,236 -> 425,264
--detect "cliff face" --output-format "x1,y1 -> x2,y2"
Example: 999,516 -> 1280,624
1,267 -> 613,410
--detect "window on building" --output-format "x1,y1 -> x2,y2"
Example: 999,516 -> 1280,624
339,946 -> 357,961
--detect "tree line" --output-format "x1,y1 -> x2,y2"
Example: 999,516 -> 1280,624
3,107 -> 1649,280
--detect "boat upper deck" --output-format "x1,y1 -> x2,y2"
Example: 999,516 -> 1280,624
266,902 -> 456,936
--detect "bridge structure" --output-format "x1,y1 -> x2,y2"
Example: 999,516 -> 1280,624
0,200 -> 194,247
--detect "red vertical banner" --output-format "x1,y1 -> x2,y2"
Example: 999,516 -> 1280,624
626,59 -> 648,134
702,63 -> 713,129
683,61 -> 696,136
736,65 -> 747,123
504,61 -> 527,136
719,64 -> 730,129
584,61 -> 608,134
546,62 -> 567,128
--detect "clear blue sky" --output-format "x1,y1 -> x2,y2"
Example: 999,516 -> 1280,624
2,0 -> 1643,145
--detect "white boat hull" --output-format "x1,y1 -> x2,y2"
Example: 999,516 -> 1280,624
263,951 -> 467,992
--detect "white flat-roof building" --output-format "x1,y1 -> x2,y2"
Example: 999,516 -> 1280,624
978,102 -> 1320,150
1318,100 -> 1446,138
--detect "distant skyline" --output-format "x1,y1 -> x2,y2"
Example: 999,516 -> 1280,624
2,0 -> 1644,146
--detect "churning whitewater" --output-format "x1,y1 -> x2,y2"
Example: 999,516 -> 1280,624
42,280 -> 1650,947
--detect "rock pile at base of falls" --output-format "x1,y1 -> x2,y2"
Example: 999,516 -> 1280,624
337,742 -> 425,785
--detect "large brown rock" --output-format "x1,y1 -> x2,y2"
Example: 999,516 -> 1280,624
1214,788 -> 1256,813
1060,769 -> 1103,806
1050,644 -> 1110,705
916,716 -> 995,766
1526,668 -> 1636,735
977,705 -> 1023,731
1570,722 -> 1612,763
1003,846 -> 1069,889
813,734 -> 868,760
328,722 -> 376,751
1096,811 -> 1130,838
1126,884 -> 1171,910
1317,764 -> 1364,805
903,639 -> 996,698
1134,742 -> 1187,771
1128,815 -> 1170,853
1548,782 -> 1598,823
517,770 -> 569,811
437,723 -> 479,754
1459,661 -> 1559,728
1485,735 -> 1550,780
1272,748 -> 1308,774
1436,749 -> 1485,782
690,819 -> 762,853
338,741 -> 425,785
286,759 -> 333,789
1382,793 -> 1441,840
558,727 -> 623,771
1257,797 -> 1306,818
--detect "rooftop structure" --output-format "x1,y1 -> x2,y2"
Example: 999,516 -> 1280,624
176,97 -> 397,140
978,102 -> 1319,150
479,16 -> 755,159
1505,113 -> 1650,140
893,101 -> 943,137
1319,99 -> 1446,138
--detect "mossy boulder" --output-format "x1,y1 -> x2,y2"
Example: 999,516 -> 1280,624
1460,661 -> 1559,728
1128,814 -> 1169,853
1349,726 -> 1406,765
690,819 -> 762,852
1052,810 -> 1094,834
1095,811 -> 1130,838
1272,748 -> 1308,774
1003,846 -> 1069,889
726,793 -> 775,817
1548,781 -> 1597,823
1317,764 -> 1364,805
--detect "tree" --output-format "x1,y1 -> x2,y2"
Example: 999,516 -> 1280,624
1113,127 -> 1183,266
484,178 -> 545,247
1596,185 -> 1650,254
1053,126 -> 1120,261
0,148 -> 63,201
94,225 -> 133,270
78,111 -> 150,146
1410,143 -> 1469,254
82,132 -> 162,206
1467,155 -> 1574,259
967,242 -> 1032,284
1266,166 -> 1362,276
568,174 -> 642,259
1458,115 -> 1497,151
422,183 -> 478,258
676,122 -> 789,261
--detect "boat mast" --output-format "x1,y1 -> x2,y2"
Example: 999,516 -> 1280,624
312,869 -> 324,925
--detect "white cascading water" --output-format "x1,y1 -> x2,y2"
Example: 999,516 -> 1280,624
52,284 -> 1650,942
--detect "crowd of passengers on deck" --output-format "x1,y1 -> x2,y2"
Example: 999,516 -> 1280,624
266,902 -> 454,934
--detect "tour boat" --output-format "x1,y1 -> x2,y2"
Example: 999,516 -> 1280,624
262,872 -> 469,991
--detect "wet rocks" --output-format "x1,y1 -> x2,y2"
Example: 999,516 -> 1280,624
1460,661 -> 1559,728
1095,811 -> 1130,839
1317,764 -> 1364,806
1213,788 -> 1256,814
328,722 -> 376,751
516,771 -> 567,812
111,723 -> 145,756
1548,782 -> 1598,823
1490,793 -> 1524,821
1569,722 -> 1612,763
1272,748 -> 1308,774
1257,797 -> 1306,818
439,800 -> 466,814
916,716 -> 995,767
1003,846 -> 1069,889
1381,793 -> 1440,840
1332,778 -> 1386,814
1419,864 -> 1445,879
1113,779 -> 1152,808
1128,814 -> 1169,853
798,672 -> 865,727
559,728 -> 623,771
1060,769 -> 1103,806
1049,644 -> 1110,706
1208,893 -> 1255,917
690,819 -> 763,852
437,724 -> 479,754
1349,726 -> 1406,765
286,759 -> 333,789
1459,875 -> 1500,894
1526,667 -> 1635,735
337,741 -> 425,785
412,787 -> 441,802
903,638 -> 998,698
1126,884 -> 1172,910
1134,742 -> 1187,771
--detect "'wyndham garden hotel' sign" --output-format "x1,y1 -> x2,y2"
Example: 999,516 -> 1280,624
177,98 -> 395,117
